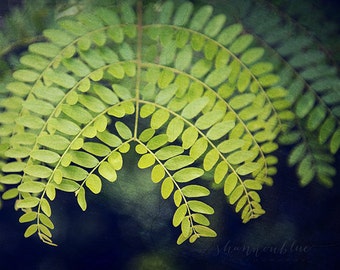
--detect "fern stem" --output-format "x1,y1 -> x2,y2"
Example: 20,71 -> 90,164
133,0 -> 143,138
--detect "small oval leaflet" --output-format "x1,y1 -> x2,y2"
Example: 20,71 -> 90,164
172,204 -> 187,227
161,177 -> 174,199
181,185 -> 210,197
188,200 -> 214,215
18,181 -> 45,193
224,173 -> 238,196
164,155 -> 194,170
98,162 -> 117,182
173,167 -> 204,183
138,153 -> 156,169
86,174 -> 102,194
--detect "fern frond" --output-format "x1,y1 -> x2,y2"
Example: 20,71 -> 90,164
0,0 -> 308,245
221,0 -> 340,187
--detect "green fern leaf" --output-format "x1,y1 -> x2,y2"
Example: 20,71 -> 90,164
1,0 -> 326,246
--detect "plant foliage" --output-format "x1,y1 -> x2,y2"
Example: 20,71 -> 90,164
0,0 -> 338,246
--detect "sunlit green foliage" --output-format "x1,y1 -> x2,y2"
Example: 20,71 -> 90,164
0,0 -> 338,245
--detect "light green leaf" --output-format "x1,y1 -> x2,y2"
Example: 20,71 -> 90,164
55,179 -> 80,192
16,197 -> 40,208
24,224 -> 38,238
182,127 -> 198,149
227,150 -> 255,165
217,23 -> 243,46
229,34 -> 253,54
217,139 -> 244,153
205,66 -> 231,87
2,188 -> 19,200
39,214 -> 54,229
108,151 -> 123,170
115,121 -> 132,140
206,121 -> 235,140
18,181 -> 45,193
188,200 -> 214,214
41,198 -> 52,217
203,14 -> 226,37
189,5 -> 213,31
140,104 -> 156,118
71,151 -> 99,168
175,45 -> 193,71
194,225 -> 217,237
13,69 -> 39,82
173,2 -> 193,26
190,138 -> 208,160
82,142 -> 111,157
165,155 -> 194,170
61,104 -> 93,124
19,212 -> 38,223
173,204 -> 187,227
244,180 -> 262,190
30,150 -> 60,164
138,153 -> 156,169
151,164 -> 165,183
173,190 -> 182,207
155,84 -> 178,105
237,70 -> 251,93
195,110 -> 225,130
93,84 -> 119,105
43,69 -> 76,88
203,149 -> 220,171
46,184 -> 56,201
151,109 -> 170,129
1,161 -> 26,173
60,166 -> 88,181
5,147 -> 31,158
99,162 -> 117,182
29,42 -> 60,58
37,134 -> 70,150
48,118 -> 81,136
77,187 -> 87,211
235,195 -> 248,213
182,185 -> 210,197
224,173 -> 238,196
78,95 -> 106,113
158,69 -> 175,89
236,162 -> 261,175
24,165 -> 52,178
181,216 -> 192,238
229,94 -> 255,109
86,174 -> 102,194
97,130 -> 122,147
155,145 -> 184,160
146,134 -> 168,150
229,185 -> 243,204
240,48 -> 265,65
138,128 -> 155,142
192,213 -> 210,226
190,59 -> 212,78
214,161 -> 228,184
161,177 -> 174,199
173,167 -> 204,183
167,117 -> 184,142
15,115 -> 45,129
